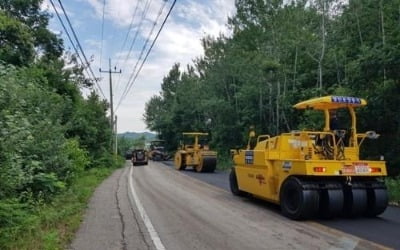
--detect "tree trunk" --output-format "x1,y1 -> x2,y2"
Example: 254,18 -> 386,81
276,80 -> 280,134
318,0 -> 326,90
293,46 -> 298,91
380,0 -> 386,87
355,2 -> 363,46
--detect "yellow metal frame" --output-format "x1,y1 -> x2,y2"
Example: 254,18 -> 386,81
177,132 -> 216,167
233,96 -> 387,204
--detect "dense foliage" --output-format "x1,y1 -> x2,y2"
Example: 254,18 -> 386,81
0,1 -> 118,248
144,0 -> 400,175
117,135 -> 147,158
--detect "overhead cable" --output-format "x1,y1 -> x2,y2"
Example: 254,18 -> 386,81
114,0 -> 153,95
116,0 -> 177,111
99,0 -> 106,72
49,0 -> 106,99
114,0 -> 141,69
114,0 -> 150,93
116,0 -> 169,107
56,0 -> 104,97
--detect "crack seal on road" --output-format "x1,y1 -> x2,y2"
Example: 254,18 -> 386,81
126,167 -> 152,250
116,169 -> 128,250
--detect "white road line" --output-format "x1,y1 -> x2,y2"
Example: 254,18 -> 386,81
128,166 -> 166,250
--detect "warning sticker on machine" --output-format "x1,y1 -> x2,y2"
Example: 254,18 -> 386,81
282,161 -> 292,171
255,174 -> 266,185
245,151 -> 254,164
342,163 -> 370,174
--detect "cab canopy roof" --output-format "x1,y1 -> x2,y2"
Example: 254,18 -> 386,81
293,96 -> 367,110
182,132 -> 209,136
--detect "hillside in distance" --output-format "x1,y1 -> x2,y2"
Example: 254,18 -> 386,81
118,131 -> 156,140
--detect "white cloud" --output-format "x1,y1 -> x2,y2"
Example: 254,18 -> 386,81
41,0 -> 75,16
113,0 -> 236,132
53,0 -> 236,132
85,39 -> 102,50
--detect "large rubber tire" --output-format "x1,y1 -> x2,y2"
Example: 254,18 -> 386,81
229,168 -> 246,196
174,153 -> 186,170
154,154 -> 162,161
365,188 -> 388,217
196,156 -> 217,173
280,177 -> 319,220
319,189 -> 344,219
343,185 -> 368,217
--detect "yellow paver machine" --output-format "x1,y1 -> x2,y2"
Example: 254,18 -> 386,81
230,96 -> 388,220
174,132 -> 217,173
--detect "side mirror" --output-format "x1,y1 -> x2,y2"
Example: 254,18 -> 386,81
230,149 -> 238,157
366,131 -> 379,139
249,130 -> 256,138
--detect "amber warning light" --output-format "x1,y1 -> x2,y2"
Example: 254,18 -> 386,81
313,167 -> 326,173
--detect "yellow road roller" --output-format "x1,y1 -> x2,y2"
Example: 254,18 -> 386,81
148,140 -> 169,161
230,96 -> 388,220
174,132 -> 217,172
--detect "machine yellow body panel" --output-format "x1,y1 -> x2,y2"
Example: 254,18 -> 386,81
174,132 -> 217,173
230,96 -> 388,220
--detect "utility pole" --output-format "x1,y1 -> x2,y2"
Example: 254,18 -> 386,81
114,115 -> 118,155
100,58 -> 121,154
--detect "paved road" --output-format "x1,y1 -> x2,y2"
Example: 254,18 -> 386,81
70,166 -> 155,250
162,161 -> 400,249
71,161 -> 391,249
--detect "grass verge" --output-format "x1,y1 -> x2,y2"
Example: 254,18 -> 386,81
216,154 -> 233,171
0,158 -> 123,250
386,177 -> 400,206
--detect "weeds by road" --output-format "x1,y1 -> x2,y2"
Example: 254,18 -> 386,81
0,159 -> 123,250
386,177 -> 400,206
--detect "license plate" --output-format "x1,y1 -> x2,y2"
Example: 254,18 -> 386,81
354,164 -> 370,174
342,163 -> 370,174
342,165 -> 355,174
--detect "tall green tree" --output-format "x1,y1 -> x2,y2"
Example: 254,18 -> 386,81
144,0 -> 400,175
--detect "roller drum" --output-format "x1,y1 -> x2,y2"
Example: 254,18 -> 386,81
365,187 -> 388,217
319,188 -> 344,219
197,155 -> 217,172
343,184 -> 368,217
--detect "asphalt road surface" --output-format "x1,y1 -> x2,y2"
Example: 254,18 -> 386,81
70,161 -> 393,250
163,161 -> 400,249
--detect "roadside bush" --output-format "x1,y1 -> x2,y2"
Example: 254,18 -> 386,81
217,152 -> 233,171
386,177 -> 400,205
0,65 -> 72,200
63,139 -> 90,181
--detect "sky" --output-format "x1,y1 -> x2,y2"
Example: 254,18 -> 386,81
41,0 -> 236,133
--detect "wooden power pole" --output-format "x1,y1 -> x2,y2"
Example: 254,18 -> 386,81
100,58 -> 121,154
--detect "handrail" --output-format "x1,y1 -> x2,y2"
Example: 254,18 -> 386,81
257,134 -> 270,143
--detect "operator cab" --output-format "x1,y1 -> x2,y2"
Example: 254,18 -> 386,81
293,96 -> 379,160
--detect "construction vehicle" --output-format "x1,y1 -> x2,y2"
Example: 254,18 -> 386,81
230,96 -> 388,220
174,132 -> 217,172
125,149 -> 133,160
148,140 -> 169,161
132,149 -> 148,166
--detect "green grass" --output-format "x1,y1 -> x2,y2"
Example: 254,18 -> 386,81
386,177 -> 400,206
216,154 -> 234,171
0,162 -> 123,250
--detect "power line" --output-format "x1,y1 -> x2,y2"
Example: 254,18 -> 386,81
49,0 -> 106,99
114,0 -> 152,94
114,0 -> 149,93
116,0 -> 169,107
116,0 -> 177,111
99,0 -> 106,72
114,0 -> 141,69
56,0 -> 104,97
